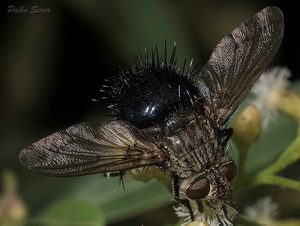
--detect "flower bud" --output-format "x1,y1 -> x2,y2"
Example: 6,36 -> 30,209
274,90 -> 300,122
232,104 -> 262,151
0,170 -> 28,225
130,166 -> 172,190
186,220 -> 210,226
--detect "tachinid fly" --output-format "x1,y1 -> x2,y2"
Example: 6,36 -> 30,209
20,6 -> 284,225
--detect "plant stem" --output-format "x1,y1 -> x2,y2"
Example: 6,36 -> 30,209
235,125 -> 300,193
261,126 -> 300,175
252,174 -> 300,191
235,146 -> 249,188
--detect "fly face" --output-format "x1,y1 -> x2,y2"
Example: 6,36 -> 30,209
176,161 -> 238,224
175,151 -> 238,203
19,6 -> 284,226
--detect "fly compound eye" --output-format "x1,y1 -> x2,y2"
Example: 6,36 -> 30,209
186,177 -> 210,200
222,162 -> 238,182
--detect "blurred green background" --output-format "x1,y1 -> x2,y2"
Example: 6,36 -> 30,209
1,0 -> 299,225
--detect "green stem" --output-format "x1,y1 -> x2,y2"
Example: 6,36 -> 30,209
235,146 -> 249,188
253,174 -> 300,191
261,126 -> 300,175
235,125 -> 300,193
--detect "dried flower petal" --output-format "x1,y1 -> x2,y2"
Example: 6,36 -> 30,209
251,67 -> 291,128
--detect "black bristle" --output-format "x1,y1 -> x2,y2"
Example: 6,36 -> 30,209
99,43 -> 200,129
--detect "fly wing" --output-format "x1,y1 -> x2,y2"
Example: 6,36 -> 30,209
198,6 -> 284,126
19,120 -> 165,177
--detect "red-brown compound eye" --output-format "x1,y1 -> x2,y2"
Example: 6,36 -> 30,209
222,162 -> 237,182
186,177 -> 210,200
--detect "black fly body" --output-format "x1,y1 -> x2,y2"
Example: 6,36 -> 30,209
20,7 -> 284,225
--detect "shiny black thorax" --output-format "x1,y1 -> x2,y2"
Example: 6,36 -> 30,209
104,49 -> 203,130
116,69 -> 200,129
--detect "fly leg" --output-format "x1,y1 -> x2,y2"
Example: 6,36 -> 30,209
172,174 -> 195,221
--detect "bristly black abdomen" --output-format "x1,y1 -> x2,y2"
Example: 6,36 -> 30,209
103,44 -> 201,129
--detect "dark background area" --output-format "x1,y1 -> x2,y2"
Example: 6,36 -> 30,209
0,0 -> 299,225
1,0 -> 297,133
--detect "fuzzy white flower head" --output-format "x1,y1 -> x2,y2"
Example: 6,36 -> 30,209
174,200 -> 236,226
244,196 -> 279,225
251,67 -> 291,128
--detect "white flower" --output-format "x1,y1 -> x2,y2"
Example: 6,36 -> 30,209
251,67 -> 291,128
174,200 -> 236,226
244,196 -> 279,225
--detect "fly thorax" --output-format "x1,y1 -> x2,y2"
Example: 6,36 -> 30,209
159,114 -> 225,177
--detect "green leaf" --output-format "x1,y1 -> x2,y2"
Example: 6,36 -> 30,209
25,199 -> 105,226
63,176 -> 171,224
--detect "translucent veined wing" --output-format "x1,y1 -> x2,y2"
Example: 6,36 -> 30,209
198,6 -> 284,126
19,120 -> 166,177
